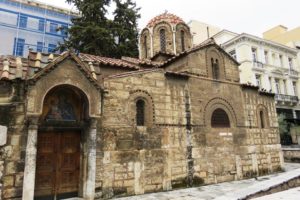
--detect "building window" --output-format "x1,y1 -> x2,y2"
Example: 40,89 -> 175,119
181,30 -> 185,51
275,79 -> 280,94
50,22 -> 58,33
255,74 -> 261,88
211,58 -> 219,80
211,108 -> 230,128
61,25 -> 68,36
269,77 -> 272,91
252,47 -> 257,61
13,38 -> 25,56
136,99 -> 145,126
279,55 -> 283,66
288,57 -> 293,70
37,42 -> 43,52
19,15 -> 27,28
144,35 -> 147,58
259,110 -> 265,128
272,53 -> 276,65
293,81 -> 297,96
160,29 -> 166,52
38,19 -> 45,32
229,50 -> 236,59
264,51 -> 268,64
283,80 -> 287,95
48,44 -> 57,53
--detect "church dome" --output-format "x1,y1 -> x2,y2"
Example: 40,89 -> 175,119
146,12 -> 185,28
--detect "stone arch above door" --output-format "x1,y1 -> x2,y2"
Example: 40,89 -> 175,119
26,57 -> 102,118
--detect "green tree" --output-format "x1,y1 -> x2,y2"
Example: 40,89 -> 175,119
61,0 -> 140,58
112,0 -> 140,58
61,0 -> 115,56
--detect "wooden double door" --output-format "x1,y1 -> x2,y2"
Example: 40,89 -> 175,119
34,131 -> 81,200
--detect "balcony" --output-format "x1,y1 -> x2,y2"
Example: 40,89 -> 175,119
252,61 -> 264,72
289,69 -> 299,77
275,94 -> 299,105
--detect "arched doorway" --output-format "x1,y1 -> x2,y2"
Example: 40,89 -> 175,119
34,85 -> 89,200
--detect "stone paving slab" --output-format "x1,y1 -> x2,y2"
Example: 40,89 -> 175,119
115,163 -> 300,200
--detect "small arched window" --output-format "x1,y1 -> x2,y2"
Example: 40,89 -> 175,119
259,110 -> 265,128
212,58 -> 219,79
211,108 -> 230,128
181,30 -> 185,51
160,29 -> 166,52
136,99 -> 145,126
144,35 -> 148,58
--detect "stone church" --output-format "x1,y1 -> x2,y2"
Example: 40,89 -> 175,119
0,13 -> 283,200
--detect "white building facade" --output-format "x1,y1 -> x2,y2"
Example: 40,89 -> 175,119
214,32 -> 300,120
0,0 -> 77,57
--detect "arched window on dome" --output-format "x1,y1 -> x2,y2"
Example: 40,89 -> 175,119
211,108 -> 230,128
181,30 -> 185,51
160,29 -> 166,52
136,99 -> 145,126
144,35 -> 148,58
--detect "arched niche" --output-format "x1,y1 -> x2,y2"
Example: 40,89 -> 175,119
152,22 -> 174,54
40,84 -> 89,125
206,47 -> 226,80
140,28 -> 151,59
204,97 -> 237,128
175,23 -> 192,53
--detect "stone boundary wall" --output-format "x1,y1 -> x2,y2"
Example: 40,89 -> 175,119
282,147 -> 300,163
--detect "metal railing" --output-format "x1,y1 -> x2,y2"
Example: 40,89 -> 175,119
253,61 -> 264,68
275,94 -> 299,103
289,69 -> 299,76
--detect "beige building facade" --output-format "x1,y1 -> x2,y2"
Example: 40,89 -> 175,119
263,25 -> 300,48
213,31 -> 300,120
187,20 -> 221,45
0,13 -> 283,200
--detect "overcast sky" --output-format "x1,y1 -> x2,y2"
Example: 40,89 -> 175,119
40,0 -> 299,37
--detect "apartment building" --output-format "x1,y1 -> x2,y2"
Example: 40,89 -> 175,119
213,31 -> 300,121
0,0 -> 78,57
263,25 -> 300,48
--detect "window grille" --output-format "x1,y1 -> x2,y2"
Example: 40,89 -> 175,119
19,15 -> 27,28
211,108 -> 230,128
144,35 -> 148,58
48,44 -> 57,53
38,19 -> 45,32
136,99 -> 145,126
160,29 -> 166,52
259,110 -> 265,128
211,58 -> 219,79
13,38 -> 25,56
50,22 -> 58,33
37,42 -> 43,52
181,30 -> 185,51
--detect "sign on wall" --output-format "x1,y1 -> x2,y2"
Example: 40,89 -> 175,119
0,125 -> 7,146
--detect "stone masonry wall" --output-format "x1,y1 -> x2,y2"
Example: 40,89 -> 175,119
97,69 -> 283,198
0,81 -> 26,200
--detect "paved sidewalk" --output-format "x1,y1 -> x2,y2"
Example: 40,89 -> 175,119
252,187 -> 300,200
115,162 -> 300,200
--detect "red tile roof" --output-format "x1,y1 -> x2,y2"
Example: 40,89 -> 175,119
0,51 -> 163,81
147,12 -> 185,27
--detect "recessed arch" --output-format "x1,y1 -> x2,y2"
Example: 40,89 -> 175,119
40,84 -> 90,123
204,97 -> 237,128
206,47 -> 225,80
257,104 -> 269,128
211,108 -> 230,128
128,90 -> 155,127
